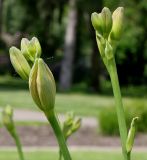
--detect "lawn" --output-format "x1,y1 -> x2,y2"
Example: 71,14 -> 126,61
0,89 -> 147,117
0,76 -> 147,117
0,150 -> 146,160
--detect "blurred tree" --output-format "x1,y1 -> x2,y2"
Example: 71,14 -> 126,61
59,0 -> 77,91
59,0 -> 103,91
0,0 -> 3,35
1,0 -> 147,90
76,0 -> 103,92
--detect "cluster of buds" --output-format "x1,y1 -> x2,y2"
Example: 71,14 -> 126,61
9,37 -> 41,80
9,37 -> 56,116
9,37 -> 71,159
91,7 -> 124,68
2,105 -> 15,134
62,112 -> 81,140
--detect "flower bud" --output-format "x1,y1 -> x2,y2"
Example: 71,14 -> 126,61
101,7 -> 112,38
71,118 -> 81,133
91,12 -> 103,35
63,112 -> 81,139
126,117 -> 139,153
29,58 -> 56,115
110,7 -> 124,40
9,47 -> 31,80
105,41 -> 113,60
2,105 -> 14,133
91,7 -> 112,38
21,37 -> 41,62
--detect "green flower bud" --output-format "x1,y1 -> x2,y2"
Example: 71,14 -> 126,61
71,118 -> 81,133
9,47 -> 31,80
110,7 -> 124,40
63,112 -> 81,139
126,117 -> 139,153
91,12 -> 103,35
101,7 -> 112,38
91,7 -> 112,38
64,112 -> 74,128
21,37 -> 41,62
29,58 -> 56,115
105,41 -> 113,60
2,105 -> 14,133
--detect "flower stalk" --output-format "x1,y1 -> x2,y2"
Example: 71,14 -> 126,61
11,130 -> 25,160
2,106 -> 25,160
59,112 -> 81,160
9,38 -> 72,160
46,111 -> 72,160
108,58 -> 128,160
29,58 -> 72,160
91,7 -> 136,160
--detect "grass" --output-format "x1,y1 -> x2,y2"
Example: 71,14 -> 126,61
0,75 -> 147,117
0,150 -> 146,160
0,89 -> 147,117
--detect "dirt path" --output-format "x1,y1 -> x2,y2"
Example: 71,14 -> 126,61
0,125 -> 147,147
0,109 -> 147,148
13,109 -> 97,128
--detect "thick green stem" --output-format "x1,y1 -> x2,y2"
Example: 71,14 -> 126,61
46,111 -> 72,160
108,58 -> 128,160
59,149 -> 62,160
12,130 -> 24,160
127,152 -> 131,160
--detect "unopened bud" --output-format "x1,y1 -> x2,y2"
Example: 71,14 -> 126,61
9,47 -> 31,80
21,37 -> 41,62
2,105 -> 14,132
29,58 -> 56,115
101,7 -> 112,38
91,7 -> 112,38
126,117 -> 139,153
110,7 -> 124,40
71,118 -> 81,133
91,12 -> 103,35
63,113 -> 81,139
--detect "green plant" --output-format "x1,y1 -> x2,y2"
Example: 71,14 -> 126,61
2,105 -> 25,160
99,105 -> 147,135
59,112 -> 81,160
91,7 -> 138,160
99,107 -> 120,135
3,6 -> 142,160
9,37 -> 72,160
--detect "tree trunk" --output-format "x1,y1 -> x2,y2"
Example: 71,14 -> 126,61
59,0 -> 77,91
0,0 -> 3,36
90,33 -> 101,92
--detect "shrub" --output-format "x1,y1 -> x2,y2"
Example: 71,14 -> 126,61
99,103 -> 147,135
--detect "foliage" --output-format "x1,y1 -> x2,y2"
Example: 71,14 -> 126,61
0,0 -> 147,88
99,105 -> 147,135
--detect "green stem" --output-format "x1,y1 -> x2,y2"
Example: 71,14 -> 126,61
12,130 -> 24,160
108,58 -> 128,160
128,152 -> 131,160
46,111 -> 72,160
59,149 -> 62,160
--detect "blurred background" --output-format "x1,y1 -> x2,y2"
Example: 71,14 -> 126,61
0,0 -> 147,160
0,0 -> 147,92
